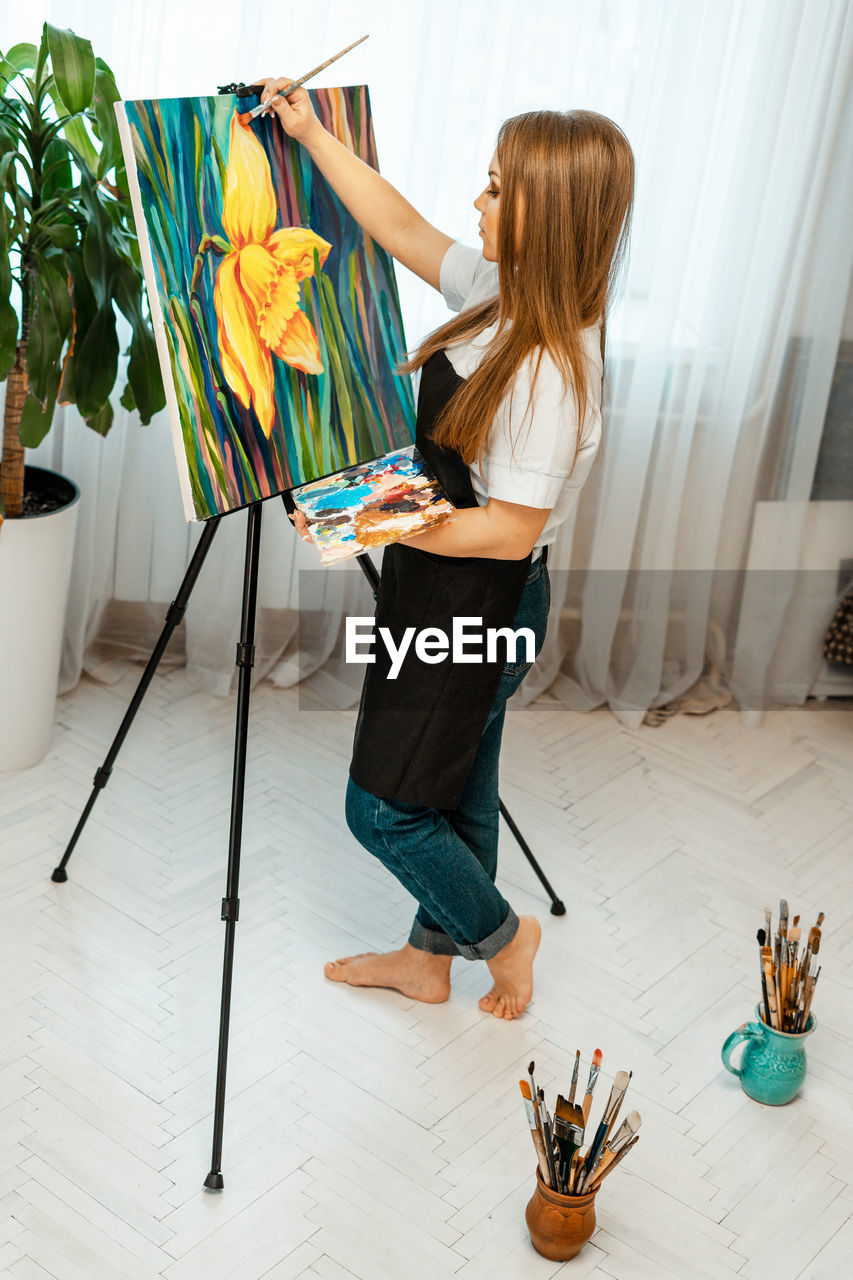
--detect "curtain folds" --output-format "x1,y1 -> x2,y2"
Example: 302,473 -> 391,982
6,0 -> 852,724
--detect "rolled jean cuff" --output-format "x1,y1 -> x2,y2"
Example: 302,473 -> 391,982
409,905 -> 520,961
407,920 -> 461,956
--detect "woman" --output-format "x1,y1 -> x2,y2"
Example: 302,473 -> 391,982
261,77 -> 634,1019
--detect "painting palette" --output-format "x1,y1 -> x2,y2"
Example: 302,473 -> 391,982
290,447 -> 455,564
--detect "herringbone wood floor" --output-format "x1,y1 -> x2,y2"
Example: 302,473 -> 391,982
1,668 -> 852,1279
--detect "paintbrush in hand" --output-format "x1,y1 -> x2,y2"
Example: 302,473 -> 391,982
239,35 -> 370,121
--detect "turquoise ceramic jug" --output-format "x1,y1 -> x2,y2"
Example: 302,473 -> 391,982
721,1005 -> 815,1105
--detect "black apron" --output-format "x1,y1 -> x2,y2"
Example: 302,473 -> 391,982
349,350 -> 532,809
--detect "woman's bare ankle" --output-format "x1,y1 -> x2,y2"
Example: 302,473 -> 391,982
480,915 -> 541,1019
402,942 -> 453,970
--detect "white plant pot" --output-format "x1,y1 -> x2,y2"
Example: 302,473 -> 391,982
0,466 -> 80,772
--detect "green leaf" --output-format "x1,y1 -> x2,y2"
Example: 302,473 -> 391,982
0,112 -> 16,157
26,255 -> 72,401
41,215 -> 77,250
112,256 -> 164,424
0,304 -> 16,379
45,23 -> 95,114
113,254 -> 142,326
58,111 -> 99,174
58,250 -> 97,404
0,146 -> 17,193
119,379 -> 136,412
0,168 -> 18,379
72,302 -> 118,417
0,42 -> 38,81
41,137 -> 73,198
92,65 -> 121,177
35,25 -> 49,82
85,396 -> 113,436
80,181 -> 122,306
18,373 -> 59,448
127,324 -> 164,424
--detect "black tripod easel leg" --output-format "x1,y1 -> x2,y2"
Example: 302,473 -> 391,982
204,501 -> 263,1191
498,801 -> 565,916
352,552 -> 566,917
51,516 -> 223,884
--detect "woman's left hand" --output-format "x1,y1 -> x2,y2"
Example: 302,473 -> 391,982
290,510 -> 312,542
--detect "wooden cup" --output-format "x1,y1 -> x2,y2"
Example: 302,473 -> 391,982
525,1167 -> 598,1261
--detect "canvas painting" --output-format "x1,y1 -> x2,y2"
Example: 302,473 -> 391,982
290,446 -> 455,565
116,87 -> 415,521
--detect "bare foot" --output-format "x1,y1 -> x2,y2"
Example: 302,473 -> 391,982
324,943 -> 452,1003
479,916 -> 541,1019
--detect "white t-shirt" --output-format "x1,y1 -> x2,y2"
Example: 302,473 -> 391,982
438,241 -> 603,549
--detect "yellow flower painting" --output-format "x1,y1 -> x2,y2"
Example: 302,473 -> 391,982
122,88 -> 415,520
213,112 -> 331,438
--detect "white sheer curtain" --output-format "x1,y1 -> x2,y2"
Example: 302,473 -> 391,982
5,0 -> 852,723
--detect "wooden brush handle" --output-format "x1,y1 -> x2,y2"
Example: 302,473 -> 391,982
589,1146 -> 619,1183
602,1073 -> 630,1142
532,1128 -> 552,1187
587,1136 -> 639,1190
568,1053 -> 581,1106
774,966 -> 784,1031
800,970 -> 819,1029
568,1149 -> 584,1193
521,1085 -> 552,1188
763,957 -> 779,1029
541,1114 -> 560,1192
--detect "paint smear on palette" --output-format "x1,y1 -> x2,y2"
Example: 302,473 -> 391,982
291,447 -> 455,564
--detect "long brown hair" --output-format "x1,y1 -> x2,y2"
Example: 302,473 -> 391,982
405,109 -> 634,469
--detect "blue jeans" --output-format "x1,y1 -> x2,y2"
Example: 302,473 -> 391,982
345,555 -> 550,961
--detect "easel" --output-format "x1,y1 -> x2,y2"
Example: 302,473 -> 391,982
51,494 -> 564,1187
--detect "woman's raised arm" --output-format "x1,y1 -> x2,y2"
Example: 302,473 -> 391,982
259,78 -> 453,289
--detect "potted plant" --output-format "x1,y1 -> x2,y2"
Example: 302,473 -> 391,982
0,23 -> 163,770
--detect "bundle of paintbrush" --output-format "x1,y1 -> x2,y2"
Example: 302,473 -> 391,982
756,901 -> 824,1033
519,1055 -> 640,1196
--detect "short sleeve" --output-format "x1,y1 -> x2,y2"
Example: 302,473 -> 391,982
439,241 -> 499,312
475,345 -> 602,509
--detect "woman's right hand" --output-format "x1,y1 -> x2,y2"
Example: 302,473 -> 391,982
259,77 -> 321,144
257,75 -> 451,291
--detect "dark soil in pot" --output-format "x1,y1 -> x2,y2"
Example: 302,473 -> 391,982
18,466 -> 79,518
